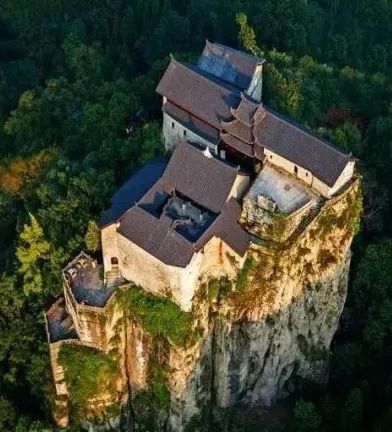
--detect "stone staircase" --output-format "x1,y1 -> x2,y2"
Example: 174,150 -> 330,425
249,198 -> 326,253
289,198 -> 325,241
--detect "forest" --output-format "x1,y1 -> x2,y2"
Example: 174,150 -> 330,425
0,0 -> 391,430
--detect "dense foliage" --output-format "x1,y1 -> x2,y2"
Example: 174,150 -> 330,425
116,285 -> 195,347
0,1 -> 391,430
58,345 -> 119,420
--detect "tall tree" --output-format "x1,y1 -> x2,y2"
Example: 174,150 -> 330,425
16,213 -> 50,296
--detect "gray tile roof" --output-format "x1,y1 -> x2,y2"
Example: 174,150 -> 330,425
230,93 -> 259,124
99,157 -> 168,227
220,133 -> 254,159
163,101 -> 219,144
117,142 -> 249,267
221,119 -> 254,143
198,41 -> 265,90
156,59 -> 240,129
196,198 -> 250,256
221,94 -> 265,161
156,43 -> 352,191
161,141 -> 239,214
254,109 -> 351,187
118,206 -> 195,267
254,144 -> 265,161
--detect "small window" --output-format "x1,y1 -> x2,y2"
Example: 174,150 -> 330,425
305,172 -> 309,177
183,129 -> 187,138
111,257 -> 119,265
171,122 -> 174,129
270,155 -> 273,159
294,166 -> 298,175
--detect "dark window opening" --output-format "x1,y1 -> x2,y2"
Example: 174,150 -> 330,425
171,122 -> 174,129
183,129 -> 187,138
294,165 -> 298,175
111,257 -> 119,266
270,155 -> 273,159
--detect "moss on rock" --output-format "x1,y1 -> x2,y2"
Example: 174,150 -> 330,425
58,344 -> 119,420
116,285 -> 198,347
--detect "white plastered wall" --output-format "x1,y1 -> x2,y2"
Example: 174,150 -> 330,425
229,173 -> 250,200
101,223 -> 120,274
162,110 -> 218,154
199,236 -> 247,281
328,161 -> 355,196
264,149 -> 313,188
110,231 -> 247,310
263,149 -> 354,198
117,232 -> 203,311
246,64 -> 263,102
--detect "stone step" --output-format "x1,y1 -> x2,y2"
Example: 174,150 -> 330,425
290,200 -> 325,239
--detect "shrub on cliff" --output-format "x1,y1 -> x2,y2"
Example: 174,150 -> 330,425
58,345 -> 119,419
116,285 -> 196,347
288,399 -> 322,432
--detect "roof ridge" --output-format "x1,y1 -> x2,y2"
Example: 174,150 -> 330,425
221,131 -> 254,146
228,92 -> 261,126
221,118 -> 243,128
263,107 -> 350,158
239,91 -> 260,106
221,125 -> 255,146
207,40 -> 265,64
175,141 -> 239,173
171,58 -> 235,96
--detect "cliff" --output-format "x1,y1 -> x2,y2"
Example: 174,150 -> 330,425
127,178 -> 361,431
158,179 -> 358,430
48,178 -> 361,431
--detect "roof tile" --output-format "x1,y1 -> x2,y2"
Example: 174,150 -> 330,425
99,157 -> 167,227
254,109 -> 350,186
117,142 -> 250,267
118,206 -> 195,268
161,141 -> 239,213
156,59 -> 240,129
198,41 -> 265,90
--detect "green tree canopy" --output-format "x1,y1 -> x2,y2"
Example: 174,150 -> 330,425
16,213 -> 50,296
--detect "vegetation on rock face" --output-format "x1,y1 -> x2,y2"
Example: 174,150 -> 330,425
0,1 -> 390,430
235,256 -> 256,292
132,347 -> 171,431
230,181 -> 359,316
318,181 -> 363,240
58,344 -> 119,420
289,399 -> 322,432
116,285 -> 196,347
207,277 -> 233,302
132,389 -> 169,432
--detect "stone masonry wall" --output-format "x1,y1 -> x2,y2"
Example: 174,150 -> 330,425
162,110 -> 218,154
241,196 -> 313,242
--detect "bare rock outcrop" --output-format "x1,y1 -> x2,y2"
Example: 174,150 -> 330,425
159,180 -> 361,431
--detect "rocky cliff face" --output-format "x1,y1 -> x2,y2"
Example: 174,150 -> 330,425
55,180 -> 360,431
161,252 -> 351,430
151,179 -> 361,432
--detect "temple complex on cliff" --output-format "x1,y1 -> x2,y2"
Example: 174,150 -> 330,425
45,41 -> 356,428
